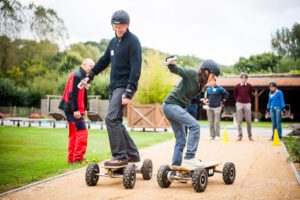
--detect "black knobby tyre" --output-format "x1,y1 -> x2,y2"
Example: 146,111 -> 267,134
141,159 -> 153,180
123,165 -> 136,189
85,162 -> 99,186
223,162 -> 236,184
192,167 -> 208,192
157,165 -> 172,188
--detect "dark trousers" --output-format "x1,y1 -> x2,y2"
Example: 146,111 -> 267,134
105,88 -> 140,160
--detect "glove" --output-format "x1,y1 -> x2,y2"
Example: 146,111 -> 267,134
123,84 -> 136,99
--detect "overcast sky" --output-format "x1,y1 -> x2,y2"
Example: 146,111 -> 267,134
21,0 -> 300,65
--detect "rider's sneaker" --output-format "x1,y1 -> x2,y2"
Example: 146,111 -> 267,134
215,136 -> 221,141
104,158 -> 128,166
182,158 -> 202,167
209,137 -> 215,140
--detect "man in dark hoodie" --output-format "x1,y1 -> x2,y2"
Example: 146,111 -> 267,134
87,10 -> 142,166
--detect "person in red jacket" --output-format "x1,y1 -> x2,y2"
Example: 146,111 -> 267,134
59,58 -> 95,163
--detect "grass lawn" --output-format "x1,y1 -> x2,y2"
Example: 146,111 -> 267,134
283,136 -> 300,163
0,127 -> 172,193
199,120 -> 298,128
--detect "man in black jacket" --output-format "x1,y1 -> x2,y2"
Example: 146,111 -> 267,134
88,10 -> 142,166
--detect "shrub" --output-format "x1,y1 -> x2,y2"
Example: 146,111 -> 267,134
284,137 -> 300,163
0,78 -> 29,106
90,73 -> 110,99
135,51 -> 176,104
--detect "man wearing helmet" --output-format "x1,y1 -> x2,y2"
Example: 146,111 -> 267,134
88,10 -> 142,166
163,57 -> 220,167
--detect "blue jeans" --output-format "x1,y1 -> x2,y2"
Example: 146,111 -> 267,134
163,103 -> 200,166
270,109 -> 282,139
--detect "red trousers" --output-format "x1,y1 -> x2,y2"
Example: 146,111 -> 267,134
68,122 -> 88,163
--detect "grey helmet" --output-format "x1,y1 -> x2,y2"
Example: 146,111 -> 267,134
201,59 -> 220,77
111,10 -> 130,24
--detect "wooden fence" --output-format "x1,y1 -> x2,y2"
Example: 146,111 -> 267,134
127,103 -> 169,131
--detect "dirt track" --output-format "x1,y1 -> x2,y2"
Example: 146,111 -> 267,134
1,134 -> 300,200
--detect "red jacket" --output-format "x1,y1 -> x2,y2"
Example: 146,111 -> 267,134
59,67 -> 88,114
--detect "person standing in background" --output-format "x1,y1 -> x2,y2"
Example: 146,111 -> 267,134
234,73 -> 254,141
59,58 -> 95,164
267,82 -> 285,140
203,78 -> 229,140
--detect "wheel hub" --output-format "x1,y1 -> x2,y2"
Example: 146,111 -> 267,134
200,174 -> 207,185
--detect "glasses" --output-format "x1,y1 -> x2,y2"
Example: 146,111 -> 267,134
112,24 -> 127,30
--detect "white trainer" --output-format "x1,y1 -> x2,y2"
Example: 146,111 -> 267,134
182,158 -> 202,167
215,136 -> 220,140
209,137 -> 214,140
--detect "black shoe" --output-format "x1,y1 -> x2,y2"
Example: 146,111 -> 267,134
128,156 -> 140,163
104,158 -> 128,166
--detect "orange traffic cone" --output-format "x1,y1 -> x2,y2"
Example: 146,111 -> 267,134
222,128 -> 229,144
272,129 -> 281,146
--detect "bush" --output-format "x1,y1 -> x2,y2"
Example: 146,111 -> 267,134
0,78 -> 29,106
276,57 -> 300,73
58,51 -> 82,74
90,73 -> 110,99
135,51 -> 175,104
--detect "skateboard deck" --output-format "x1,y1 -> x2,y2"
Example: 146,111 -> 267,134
170,161 -> 221,171
100,165 -> 128,169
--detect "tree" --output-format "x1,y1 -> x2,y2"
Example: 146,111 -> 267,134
233,52 -> 280,73
69,43 -> 100,61
135,51 -> 176,104
57,51 -> 82,74
0,36 -> 59,82
85,39 -> 110,53
0,0 -> 24,38
0,0 -> 68,43
271,23 -> 300,60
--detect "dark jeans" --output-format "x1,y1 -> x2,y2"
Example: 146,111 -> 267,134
163,103 -> 201,166
270,108 -> 282,139
105,88 -> 140,160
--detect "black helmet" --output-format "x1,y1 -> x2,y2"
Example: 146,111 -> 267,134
201,59 -> 220,77
240,73 -> 248,79
111,10 -> 130,24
